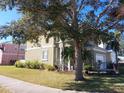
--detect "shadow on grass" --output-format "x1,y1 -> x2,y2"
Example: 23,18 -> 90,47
62,63 -> 124,92
63,77 -> 116,92
63,73 -> 124,93
119,63 -> 124,75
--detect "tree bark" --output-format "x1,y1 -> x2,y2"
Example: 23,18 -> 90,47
115,50 -> 118,71
17,44 -> 20,60
74,41 -> 84,81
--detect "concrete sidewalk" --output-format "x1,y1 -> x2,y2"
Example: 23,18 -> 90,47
0,75 -> 89,93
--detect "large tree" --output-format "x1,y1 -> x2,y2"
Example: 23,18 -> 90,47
0,0 -> 124,81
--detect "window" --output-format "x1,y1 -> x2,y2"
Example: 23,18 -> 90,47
19,56 -> 25,60
42,48 -> 48,61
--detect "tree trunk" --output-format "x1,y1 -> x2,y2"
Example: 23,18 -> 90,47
17,44 -> 20,60
74,41 -> 84,81
115,50 -> 118,71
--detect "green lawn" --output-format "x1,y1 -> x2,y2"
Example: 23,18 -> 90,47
0,66 -> 124,93
0,86 -> 11,93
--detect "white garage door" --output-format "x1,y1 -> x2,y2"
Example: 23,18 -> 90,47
96,53 -> 106,70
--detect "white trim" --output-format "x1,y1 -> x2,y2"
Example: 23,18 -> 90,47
107,50 -> 113,52
26,47 -> 41,51
41,45 -> 53,48
93,48 -> 107,53
26,45 -> 54,51
42,59 -> 48,61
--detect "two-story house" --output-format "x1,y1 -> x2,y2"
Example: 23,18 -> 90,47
25,36 -> 116,71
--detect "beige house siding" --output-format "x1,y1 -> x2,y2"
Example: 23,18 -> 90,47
25,48 -> 42,61
25,36 -> 55,66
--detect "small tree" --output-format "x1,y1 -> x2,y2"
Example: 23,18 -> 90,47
108,32 -> 120,70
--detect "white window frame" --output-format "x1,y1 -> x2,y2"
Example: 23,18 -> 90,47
42,48 -> 48,61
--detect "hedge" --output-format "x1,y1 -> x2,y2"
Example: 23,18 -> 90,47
15,60 -> 55,71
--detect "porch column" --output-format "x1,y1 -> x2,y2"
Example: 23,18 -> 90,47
60,47 -> 64,71
68,56 -> 71,71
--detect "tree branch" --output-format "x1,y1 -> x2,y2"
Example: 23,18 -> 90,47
103,20 -> 120,32
96,0 -> 114,24
59,15 -> 75,38
77,0 -> 85,13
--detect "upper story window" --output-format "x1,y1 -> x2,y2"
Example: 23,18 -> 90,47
19,48 -> 25,51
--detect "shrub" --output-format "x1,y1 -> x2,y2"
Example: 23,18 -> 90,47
84,64 -> 92,71
15,60 -> 55,71
15,61 -> 25,68
25,60 -> 45,70
43,64 -> 55,71
40,63 -> 45,70
27,61 -> 35,69
25,61 -> 31,68
107,63 -> 113,69
33,61 -> 45,70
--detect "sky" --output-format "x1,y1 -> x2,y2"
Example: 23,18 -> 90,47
0,8 -> 22,43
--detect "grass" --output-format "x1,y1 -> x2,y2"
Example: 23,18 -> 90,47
0,86 -> 11,93
0,65 -> 124,92
0,66 -> 74,89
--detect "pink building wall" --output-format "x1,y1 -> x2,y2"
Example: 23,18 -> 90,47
0,50 -> 3,64
0,44 -> 25,65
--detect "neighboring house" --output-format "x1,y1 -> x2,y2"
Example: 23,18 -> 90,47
25,37 -> 116,71
0,43 -> 25,65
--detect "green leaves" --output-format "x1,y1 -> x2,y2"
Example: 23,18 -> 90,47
62,46 -> 74,61
0,0 -> 123,47
120,0 -> 124,4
